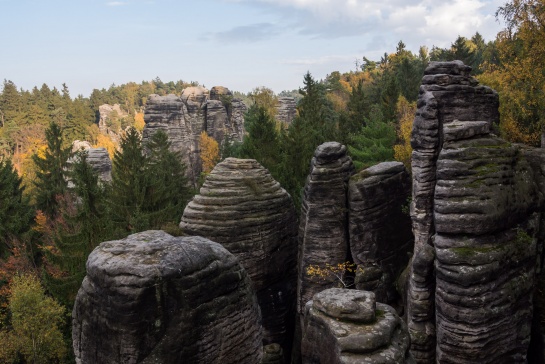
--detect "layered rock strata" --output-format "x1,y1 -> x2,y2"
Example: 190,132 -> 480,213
72,230 -> 262,364
297,142 -> 354,314
276,97 -> 296,126
143,86 -> 247,186
301,288 -> 414,363
180,158 -> 298,353
349,161 -> 413,307
69,141 -> 112,183
408,60 -> 544,363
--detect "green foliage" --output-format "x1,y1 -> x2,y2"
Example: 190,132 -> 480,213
109,128 -> 192,234
145,130 -> 192,228
239,104 -> 281,175
44,150 -> 113,307
347,106 -> 396,170
0,158 -> 34,257
0,274 -> 67,364
32,121 -> 72,218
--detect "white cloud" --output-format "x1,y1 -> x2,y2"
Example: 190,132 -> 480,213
281,54 -> 358,66
106,1 -> 128,6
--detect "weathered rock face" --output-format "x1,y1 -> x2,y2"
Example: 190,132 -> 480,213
349,161 -> 413,307
276,97 -> 296,126
407,60 -> 545,363
69,141 -> 112,183
98,103 -> 128,136
143,86 -> 246,186
297,142 -> 354,315
301,288 -> 413,363
180,158 -> 298,353
72,230 -> 262,364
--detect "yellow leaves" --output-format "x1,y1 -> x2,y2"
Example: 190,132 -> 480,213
306,261 -> 362,288
134,112 -> 145,132
393,96 -> 416,170
94,133 -> 117,158
0,274 -> 67,363
199,131 -> 220,174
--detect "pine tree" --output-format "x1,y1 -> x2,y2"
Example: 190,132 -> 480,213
145,130 -> 191,229
45,150 -> 112,306
239,104 -> 281,176
32,121 -> 72,219
0,158 -> 34,257
347,105 -> 396,170
108,127 -> 150,233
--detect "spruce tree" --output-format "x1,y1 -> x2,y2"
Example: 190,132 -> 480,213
32,121 -> 72,219
347,105 -> 396,170
145,130 -> 191,229
0,158 -> 34,257
108,127 -> 150,233
45,150 -> 112,306
239,104 -> 281,176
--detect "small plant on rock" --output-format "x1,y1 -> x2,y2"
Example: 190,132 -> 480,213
306,261 -> 362,288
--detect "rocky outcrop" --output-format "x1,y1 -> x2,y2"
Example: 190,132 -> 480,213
143,86 -> 246,186
301,288 -> 413,363
180,158 -> 298,354
98,104 -> 128,136
276,97 -> 296,126
72,230 -> 262,364
297,142 -> 354,314
407,60 -> 544,363
349,161 -> 413,307
69,141 -> 112,183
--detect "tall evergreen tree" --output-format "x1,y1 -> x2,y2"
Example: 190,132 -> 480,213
239,104 -> 281,176
145,130 -> 192,228
45,150 -> 112,306
347,105 -> 396,170
108,127 -> 150,233
0,157 -> 34,257
32,121 -> 72,218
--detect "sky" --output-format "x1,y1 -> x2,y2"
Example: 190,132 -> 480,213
0,0 -> 506,97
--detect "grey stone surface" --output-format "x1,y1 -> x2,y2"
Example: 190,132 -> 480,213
143,87 -> 247,186
180,158 -> 298,353
68,141 -> 112,183
349,161 -> 413,306
301,288 -> 413,364
72,230 -> 262,364
407,61 -> 544,363
297,142 -> 354,315
276,97 -> 296,126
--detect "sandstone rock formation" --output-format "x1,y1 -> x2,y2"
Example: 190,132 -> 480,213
301,288 -> 413,363
276,97 -> 296,126
348,161 -> 413,307
143,86 -> 247,186
72,230 -> 262,364
407,60 -> 544,363
69,141 -> 112,183
98,103 -> 128,137
180,158 -> 298,354
297,142 -> 354,315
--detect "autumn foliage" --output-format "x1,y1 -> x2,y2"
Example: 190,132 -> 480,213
199,131 -> 220,174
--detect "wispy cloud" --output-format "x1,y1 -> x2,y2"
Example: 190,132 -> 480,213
203,23 -> 281,43
106,1 -> 128,6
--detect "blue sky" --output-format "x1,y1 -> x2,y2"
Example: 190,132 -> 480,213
0,0 -> 505,97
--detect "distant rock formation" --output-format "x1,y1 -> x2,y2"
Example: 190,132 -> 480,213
297,142 -> 354,315
143,86 -> 247,186
276,97 -> 296,125
98,104 -> 128,142
348,161 -> 413,307
72,230 -> 262,364
180,158 -> 298,355
301,288 -> 413,363
408,60 -> 544,363
68,140 -> 112,183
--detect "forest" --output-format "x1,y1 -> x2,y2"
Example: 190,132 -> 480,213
0,0 -> 544,361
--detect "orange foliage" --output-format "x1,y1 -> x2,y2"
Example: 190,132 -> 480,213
134,112 -> 145,132
199,131 -> 220,174
94,134 -> 117,158
393,96 -> 416,170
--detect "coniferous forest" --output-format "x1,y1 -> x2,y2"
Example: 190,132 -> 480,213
1,1 -> 545,361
